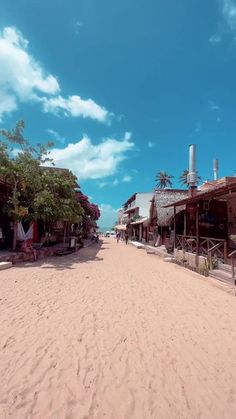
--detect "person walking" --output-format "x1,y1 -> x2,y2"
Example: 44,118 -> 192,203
116,232 -> 121,243
125,231 -> 129,245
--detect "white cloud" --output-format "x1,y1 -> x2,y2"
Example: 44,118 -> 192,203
73,21 -> 83,35
98,181 -> 108,189
112,178 -> 119,186
0,26 -> 111,123
147,141 -> 155,148
209,100 -> 221,111
117,114 -> 125,121
210,1 -> 236,43
43,95 -> 111,123
209,34 -> 222,43
222,0 -> 236,33
47,129 -> 66,144
122,175 -> 132,183
98,204 -> 119,229
98,175 -> 131,188
47,132 -> 134,180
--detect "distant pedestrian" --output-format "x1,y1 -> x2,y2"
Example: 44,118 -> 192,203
116,232 -> 121,243
125,232 -> 129,245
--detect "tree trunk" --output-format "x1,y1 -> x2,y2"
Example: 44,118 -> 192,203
63,222 -> 67,245
12,221 -> 17,251
12,179 -> 18,251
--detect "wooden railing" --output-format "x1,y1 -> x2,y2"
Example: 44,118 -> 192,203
176,235 -> 197,253
228,250 -> 236,284
208,242 -> 225,270
176,235 -> 227,262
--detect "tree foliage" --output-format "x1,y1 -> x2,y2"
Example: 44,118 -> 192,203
179,169 -> 201,187
0,120 -> 97,248
155,171 -> 174,189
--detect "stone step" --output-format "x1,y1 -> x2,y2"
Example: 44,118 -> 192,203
0,261 -> 13,270
218,262 -> 232,273
145,246 -> 168,258
130,241 -> 145,249
209,269 -> 235,285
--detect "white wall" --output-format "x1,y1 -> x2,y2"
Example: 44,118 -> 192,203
136,193 -> 153,217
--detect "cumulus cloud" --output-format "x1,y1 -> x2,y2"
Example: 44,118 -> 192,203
209,100 -> 221,111
46,129 -> 66,144
122,175 -> 132,182
209,34 -> 222,43
147,141 -> 155,148
210,1 -> 236,43
47,132 -> 134,180
98,181 -> 108,189
0,26 -> 111,122
112,178 -> 119,186
98,174 -> 132,188
98,204 -> 119,229
222,0 -> 236,33
43,95 -> 110,123
73,21 -> 83,35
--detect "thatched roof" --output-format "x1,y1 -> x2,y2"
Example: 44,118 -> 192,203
115,224 -> 127,231
130,217 -> 149,226
164,177 -> 236,208
154,189 -> 188,227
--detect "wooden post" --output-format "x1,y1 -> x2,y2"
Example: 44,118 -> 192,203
195,204 -> 199,267
174,206 -> 176,250
183,209 -> 187,250
224,240 -> 227,264
184,210 -> 187,236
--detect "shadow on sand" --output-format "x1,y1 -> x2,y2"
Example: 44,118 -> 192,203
16,240 -> 109,271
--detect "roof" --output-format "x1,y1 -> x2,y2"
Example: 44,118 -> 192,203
122,193 -> 137,207
115,224 -> 127,231
198,176 -> 236,191
164,177 -> 236,208
124,206 -> 139,214
153,189 -> 188,226
130,217 -> 149,226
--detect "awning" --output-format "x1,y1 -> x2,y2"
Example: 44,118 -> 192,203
130,217 -> 149,226
115,224 -> 127,231
124,206 -> 139,214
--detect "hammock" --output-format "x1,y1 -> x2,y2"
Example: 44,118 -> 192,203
16,222 -> 34,242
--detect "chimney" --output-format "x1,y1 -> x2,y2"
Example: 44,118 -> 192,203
187,144 -> 198,196
213,159 -> 219,181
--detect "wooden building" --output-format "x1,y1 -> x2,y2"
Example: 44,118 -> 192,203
149,189 -> 188,247
164,177 -> 236,266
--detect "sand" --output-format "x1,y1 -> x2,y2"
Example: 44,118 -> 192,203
0,238 -> 236,419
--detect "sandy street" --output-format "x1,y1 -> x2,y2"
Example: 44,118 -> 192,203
0,239 -> 236,419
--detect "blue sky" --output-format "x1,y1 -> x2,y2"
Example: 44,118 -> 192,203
0,0 -> 236,228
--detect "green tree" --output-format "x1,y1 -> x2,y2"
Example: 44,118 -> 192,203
0,121 -> 46,249
179,169 -> 201,187
34,170 -> 83,226
0,120 -> 83,249
155,171 -> 174,188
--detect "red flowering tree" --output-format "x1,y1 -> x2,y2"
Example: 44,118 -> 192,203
76,191 -> 100,238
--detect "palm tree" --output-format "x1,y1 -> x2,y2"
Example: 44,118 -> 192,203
155,171 -> 174,188
179,169 -> 201,187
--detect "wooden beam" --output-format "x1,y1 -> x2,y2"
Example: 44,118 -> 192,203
195,204 -> 199,267
174,206 -> 176,249
184,210 -> 187,236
